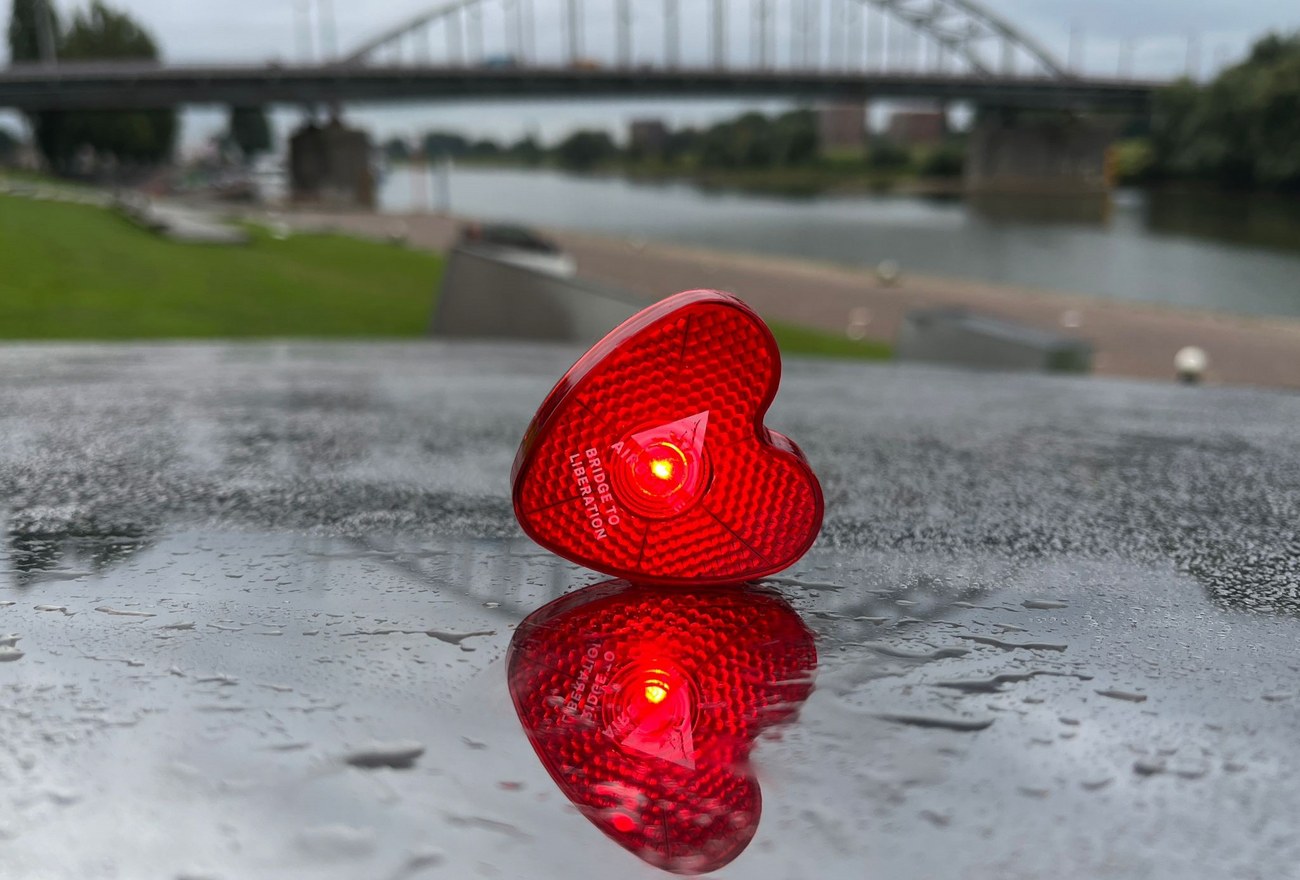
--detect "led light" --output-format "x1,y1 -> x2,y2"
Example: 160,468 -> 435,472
649,457 -> 675,482
643,680 -> 669,705
610,412 -> 711,521
507,580 -> 817,875
511,290 -> 824,585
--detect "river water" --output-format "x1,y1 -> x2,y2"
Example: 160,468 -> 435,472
379,165 -> 1300,320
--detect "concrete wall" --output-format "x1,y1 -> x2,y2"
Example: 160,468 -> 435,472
965,118 -> 1114,197
289,119 -> 376,209
430,246 -> 644,344
897,307 -> 1092,374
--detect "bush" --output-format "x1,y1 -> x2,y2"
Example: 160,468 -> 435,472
919,144 -> 964,178
1112,138 -> 1155,185
868,141 -> 911,171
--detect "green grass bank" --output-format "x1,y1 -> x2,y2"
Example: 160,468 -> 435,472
0,192 -> 889,359
0,194 -> 444,339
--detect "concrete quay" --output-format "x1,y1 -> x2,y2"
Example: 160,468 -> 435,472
279,209 -> 1300,391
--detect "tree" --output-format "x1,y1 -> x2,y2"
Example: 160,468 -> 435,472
7,0 -> 59,63
422,130 -> 469,159
383,137 -> 411,162
770,109 -> 819,165
9,1 -> 176,170
466,138 -> 503,159
1150,31 -> 1300,190
506,135 -> 544,166
555,130 -> 616,171
695,111 -> 819,170
0,125 -> 20,163
699,113 -> 774,169
662,126 -> 701,165
228,106 -> 272,162
867,140 -> 911,171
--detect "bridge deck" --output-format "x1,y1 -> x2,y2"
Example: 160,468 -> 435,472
0,62 -> 1158,111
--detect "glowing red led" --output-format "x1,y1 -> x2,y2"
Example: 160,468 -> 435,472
511,290 -> 824,585
507,580 -> 817,874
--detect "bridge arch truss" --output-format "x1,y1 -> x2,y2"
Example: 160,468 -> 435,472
343,0 -> 1070,79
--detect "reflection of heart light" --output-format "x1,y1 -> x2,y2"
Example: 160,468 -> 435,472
507,581 -> 817,875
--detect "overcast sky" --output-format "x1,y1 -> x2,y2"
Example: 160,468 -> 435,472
2,0 -> 1297,150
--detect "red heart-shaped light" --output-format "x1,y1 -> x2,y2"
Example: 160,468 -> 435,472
507,580 -> 817,874
511,289 -> 824,585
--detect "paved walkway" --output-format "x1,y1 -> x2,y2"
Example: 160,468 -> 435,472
280,209 -> 1300,391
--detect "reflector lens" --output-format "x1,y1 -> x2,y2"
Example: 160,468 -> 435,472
511,290 -> 824,585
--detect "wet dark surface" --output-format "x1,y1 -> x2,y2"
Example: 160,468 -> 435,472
1,341 -> 1298,879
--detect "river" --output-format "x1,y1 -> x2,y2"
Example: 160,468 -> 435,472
378,165 -> 1300,320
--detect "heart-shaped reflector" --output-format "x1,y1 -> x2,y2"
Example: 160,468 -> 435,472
511,290 -> 823,585
507,579 -> 817,874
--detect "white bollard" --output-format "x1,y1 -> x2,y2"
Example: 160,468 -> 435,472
876,259 -> 902,286
1174,346 -> 1208,384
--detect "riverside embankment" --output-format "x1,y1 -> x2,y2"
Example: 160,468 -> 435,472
282,208 -> 1300,390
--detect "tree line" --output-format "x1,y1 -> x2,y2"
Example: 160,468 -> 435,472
6,0 -> 271,172
1145,31 -> 1300,190
387,108 -> 966,179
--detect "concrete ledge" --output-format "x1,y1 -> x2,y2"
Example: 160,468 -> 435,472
113,194 -> 250,245
430,245 -> 644,344
897,306 -> 1092,373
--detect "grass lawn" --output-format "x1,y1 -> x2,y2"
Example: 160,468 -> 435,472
0,192 -> 890,359
769,320 -> 892,361
0,193 -> 444,339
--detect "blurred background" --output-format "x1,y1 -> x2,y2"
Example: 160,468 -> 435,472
1,0 -> 1298,386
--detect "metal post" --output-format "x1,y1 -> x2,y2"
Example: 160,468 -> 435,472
618,0 -> 632,67
1001,33 -> 1014,75
866,4 -> 877,72
758,0 -> 771,70
846,0 -> 861,72
884,15 -> 893,71
665,0 -> 679,69
420,22 -> 431,62
566,0 -> 585,62
297,0 -> 315,63
713,0 -> 725,69
807,0 -> 819,70
792,0 -> 804,68
575,0 -> 586,61
1119,39 -> 1133,78
1185,32 -> 1200,81
446,8 -> 463,63
524,0 -> 536,62
828,0 -> 844,71
505,0 -> 519,59
469,3 -> 483,61
318,0 -> 338,61
1068,23 -> 1082,73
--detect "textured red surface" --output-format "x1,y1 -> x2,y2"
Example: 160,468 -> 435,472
507,580 -> 817,874
511,290 -> 823,584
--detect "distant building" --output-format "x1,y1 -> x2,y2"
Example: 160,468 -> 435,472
887,110 -> 947,146
628,119 -> 669,156
816,103 -> 866,153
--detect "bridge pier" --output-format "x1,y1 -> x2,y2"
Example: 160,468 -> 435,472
288,117 -> 376,209
964,115 -> 1117,222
